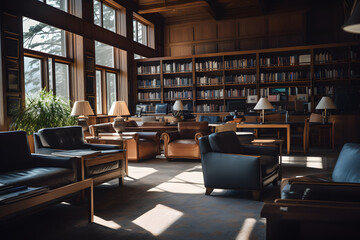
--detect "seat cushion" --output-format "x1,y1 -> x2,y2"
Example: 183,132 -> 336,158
38,126 -> 85,149
85,161 -> 120,178
0,167 -> 75,189
168,139 -> 200,159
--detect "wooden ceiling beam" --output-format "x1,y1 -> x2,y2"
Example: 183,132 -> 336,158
204,0 -> 223,20
138,1 -> 208,14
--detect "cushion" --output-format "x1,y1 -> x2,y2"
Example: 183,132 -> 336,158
332,143 -> 360,183
38,126 -> 85,149
208,131 -> 243,154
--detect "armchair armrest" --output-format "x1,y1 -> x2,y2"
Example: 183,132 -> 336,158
194,132 -> 204,144
137,132 -> 160,142
84,143 -> 120,150
32,153 -> 77,170
161,131 -> 180,144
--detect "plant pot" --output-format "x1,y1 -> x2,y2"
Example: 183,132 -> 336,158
28,135 -> 35,153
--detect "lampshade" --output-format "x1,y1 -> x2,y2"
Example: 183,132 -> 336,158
108,101 -> 130,117
342,1 -> 360,34
253,97 -> 274,110
173,100 -> 184,111
71,100 -> 94,116
315,97 -> 336,110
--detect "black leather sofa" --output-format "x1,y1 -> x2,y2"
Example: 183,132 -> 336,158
33,126 -> 125,185
0,131 -> 77,190
199,131 -> 279,200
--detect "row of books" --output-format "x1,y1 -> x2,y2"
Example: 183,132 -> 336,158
260,72 -> 310,82
197,89 -> 224,99
224,58 -> 256,69
313,86 -> 334,95
195,61 -> 223,71
183,103 -> 193,111
225,88 -> 256,97
260,87 -> 311,97
138,79 -> 160,88
164,77 -> 192,87
350,50 -> 360,60
260,55 -> 310,66
164,90 -> 193,100
163,62 -> 192,73
196,76 -> 223,85
196,104 -> 224,113
137,103 -> 156,112
138,92 -> 160,101
224,74 -> 256,84
314,52 -> 347,63
315,69 -> 347,80
137,65 -> 160,74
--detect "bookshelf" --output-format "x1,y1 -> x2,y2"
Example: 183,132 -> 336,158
135,42 -> 360,114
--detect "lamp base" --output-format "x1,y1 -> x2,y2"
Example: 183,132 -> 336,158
77,117 -> 89,132
113,117 -> 126,134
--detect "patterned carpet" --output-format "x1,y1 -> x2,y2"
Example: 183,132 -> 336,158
0,149 -> 339,240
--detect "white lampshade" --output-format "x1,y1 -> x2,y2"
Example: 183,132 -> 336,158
315,97 -> 336,110
342,1 -> 360,34
108,101 -> 130,117
71,100 -> 94,116
253,97 -> 274,110
173,100 -> 184,111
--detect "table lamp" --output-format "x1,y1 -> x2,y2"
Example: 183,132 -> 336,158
108,101 -> 130,134
71,100 -> 94,132
315,96 -> 336,124
172,100 -> 184,122
253,97 -> 274,123
342,0 -> 360,34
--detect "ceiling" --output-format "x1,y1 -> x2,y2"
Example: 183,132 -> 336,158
135,0 -> 341,25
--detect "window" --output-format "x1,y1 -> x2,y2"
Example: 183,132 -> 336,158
38,0 -> 68,12
106,72 -> 117,112
95,41 -> 114,68
23,17 -> 72,101
94,0 -> 116,33
133,18 -> 148,46
96,70 -> 103,114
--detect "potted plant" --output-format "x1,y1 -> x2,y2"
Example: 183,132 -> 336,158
10,89 -> 77,152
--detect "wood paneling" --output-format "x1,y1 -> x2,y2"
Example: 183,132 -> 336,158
268,12 -> 305,34
170,45 -> 193,56
169,25 -> 193,43
239,38 -> 265,51
218,20 -> 237,39
217,41 -> 237,52
238,16 -> 267,37
194,42 -> 217,54
194,22 -> 217,41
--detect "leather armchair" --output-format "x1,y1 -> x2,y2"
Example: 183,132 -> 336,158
199,131 -> 279,200
0,131 -> 77,189
161,121 -> 211,160
34,126 -> 124,185
89,122 -> 161,161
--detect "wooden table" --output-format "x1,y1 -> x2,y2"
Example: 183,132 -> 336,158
0,179 -> 94,222
237,123 -> 291,154
85,133 -> 135,176
125,125 -> 177,132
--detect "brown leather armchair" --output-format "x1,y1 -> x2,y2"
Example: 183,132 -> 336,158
89,123 -> 161,162
161,121 -> 211,160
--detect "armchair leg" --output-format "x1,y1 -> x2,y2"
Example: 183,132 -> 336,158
119,177 -> 124,186
205,188 -> 214,195
252,191 -> 261,201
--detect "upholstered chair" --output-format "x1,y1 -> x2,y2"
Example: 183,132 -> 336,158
199,131 -> 279,200
161,121 -> 211,160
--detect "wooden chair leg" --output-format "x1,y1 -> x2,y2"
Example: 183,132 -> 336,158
119,176 -> 124,186
205,188 -> 214,195
252,191 -> 261,201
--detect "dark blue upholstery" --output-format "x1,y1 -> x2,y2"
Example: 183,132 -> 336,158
200,131 -> 279,197
199,115 -> 221,124
332,143 -> 360,183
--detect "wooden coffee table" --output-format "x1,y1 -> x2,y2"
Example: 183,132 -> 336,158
0,179 -> 94,222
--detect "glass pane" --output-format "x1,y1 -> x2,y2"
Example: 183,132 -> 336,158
133,19 -> 137,41
48,58 -> 53,91
106,72 -> 117,113
24,57 -> 42,99
96,70 -> 102,114
143,24 -> 147,45
138,21 -> 143,44
23,17 -> 66,57
95,41 -> 114,68
55,62 -> 70,100
94,0 -> 101,27
103,4 -> 116,32
47,0 -> 68,12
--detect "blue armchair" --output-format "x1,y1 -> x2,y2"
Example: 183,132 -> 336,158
199,115 -> 220,124
199,131 -> 279,200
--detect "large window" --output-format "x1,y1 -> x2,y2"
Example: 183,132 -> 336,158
38,0 -> 68,12
95,41 -> 114,68
133,18 -> 148,46
23,17 -> 72,101
94,0 -> 116,33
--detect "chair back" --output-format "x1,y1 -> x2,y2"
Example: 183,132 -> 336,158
332,143 -> 360,183
207,131 -> 243,154
215,123 -> 237,133
199,115 -> 220,124
309,113 -> 322,123
89,122 -> 116,136
37,126 -> 85,150
178,121 -> 210,139
0,131 -> 32,172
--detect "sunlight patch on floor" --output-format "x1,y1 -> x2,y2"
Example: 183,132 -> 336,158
147,165 -> 205,194
127,166 -> 158,180
132,204 -> 183,236
282,156 -> 324,169
235,218 -> 257,240
94,215 -> 121,230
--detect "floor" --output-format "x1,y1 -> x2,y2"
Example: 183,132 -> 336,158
0,148 -> 340,240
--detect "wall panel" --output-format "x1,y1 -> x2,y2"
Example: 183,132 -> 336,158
194,22 -> 217,41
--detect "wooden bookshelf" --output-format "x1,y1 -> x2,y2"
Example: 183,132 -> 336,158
135,42 -> 360,114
